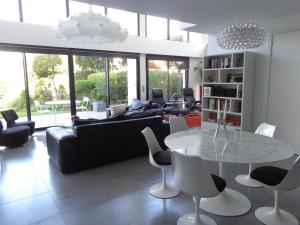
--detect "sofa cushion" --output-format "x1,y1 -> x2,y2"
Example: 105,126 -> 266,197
128,99 -> 153,112
110,104 -> 127,117
0,120 -> 3,131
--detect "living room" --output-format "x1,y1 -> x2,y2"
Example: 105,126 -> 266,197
1,0 -> 300,225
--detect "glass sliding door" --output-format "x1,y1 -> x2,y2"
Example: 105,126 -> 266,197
0,51 -> 28,123
73,55 -> 107,119
147,57 -> 188,101
148,60 -> 168,100
109,57 -> 137,105
169,60 -> 186,100
26,53 -> 70,128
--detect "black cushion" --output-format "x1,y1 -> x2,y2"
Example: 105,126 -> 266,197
153,150 -> 171,165
250,166 -> 289,186
9,121 -> 35,135
0,120 -> 3,131
1,109 -> 18,124
183,88 -> 194,97
0,125 -> 30,147
211,174 -> 226,192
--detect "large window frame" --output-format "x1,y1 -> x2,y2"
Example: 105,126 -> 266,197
146,54 -> 189,100
0,43 -> 140,129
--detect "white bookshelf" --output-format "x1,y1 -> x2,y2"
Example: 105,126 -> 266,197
201,52 -> 255,131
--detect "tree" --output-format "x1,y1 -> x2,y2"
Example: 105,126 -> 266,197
32,55 -> 62,99
75,56 -> 105,75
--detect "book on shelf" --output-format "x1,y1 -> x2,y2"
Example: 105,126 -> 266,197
209,56 -> 231,69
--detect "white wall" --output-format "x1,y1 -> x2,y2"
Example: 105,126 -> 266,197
189,57 -> 203,101
0,20 -> 205,57
207,12 -> 300,153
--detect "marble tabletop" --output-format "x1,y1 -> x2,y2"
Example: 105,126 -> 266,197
164,127 -> 295,164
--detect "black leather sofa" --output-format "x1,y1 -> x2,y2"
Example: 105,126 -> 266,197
46,116 -> 170,174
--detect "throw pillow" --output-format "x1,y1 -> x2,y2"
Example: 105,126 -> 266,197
110,104 -> 127,117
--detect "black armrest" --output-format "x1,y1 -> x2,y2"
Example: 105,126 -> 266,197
46,127 -> 79,174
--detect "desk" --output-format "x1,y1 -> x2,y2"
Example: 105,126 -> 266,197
165,127 -> 294,216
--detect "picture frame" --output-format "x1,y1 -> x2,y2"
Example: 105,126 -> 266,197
204,87 -> 211,96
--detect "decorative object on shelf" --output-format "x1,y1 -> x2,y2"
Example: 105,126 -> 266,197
56,6 -> 128,44
208,74 -> 218,83
214,99 -> 229,141
203,87 -> 211,96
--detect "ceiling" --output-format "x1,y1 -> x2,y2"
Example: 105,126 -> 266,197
76,0 -> 300,33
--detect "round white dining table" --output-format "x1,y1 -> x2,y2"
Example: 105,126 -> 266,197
164,127 -> 295,217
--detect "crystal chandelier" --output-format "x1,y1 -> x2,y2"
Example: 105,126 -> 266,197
217,23 -> 266,50
56,8 -> 128,44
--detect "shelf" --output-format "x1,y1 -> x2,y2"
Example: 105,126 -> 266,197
202,109 -> 241,116
203,82 -> 242,85
203,96 -> 242,100
203,67 -> 244,70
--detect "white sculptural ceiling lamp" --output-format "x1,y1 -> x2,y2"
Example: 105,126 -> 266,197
57,6 -> 128,44
217,0 -> 266,50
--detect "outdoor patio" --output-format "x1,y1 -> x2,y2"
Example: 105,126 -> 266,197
1,111 -> 107,129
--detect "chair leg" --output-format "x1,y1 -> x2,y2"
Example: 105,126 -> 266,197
255,190 -> 299,225
177,196 -> 217,225
235,163 -> 263,187
149,167 -> 180,199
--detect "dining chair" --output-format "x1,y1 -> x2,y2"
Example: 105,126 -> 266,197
172,151 -> 226,225
250,155 -> 300,225
235,122 -> 276,187
169,117 -> 189,134
141,127 -> 180,199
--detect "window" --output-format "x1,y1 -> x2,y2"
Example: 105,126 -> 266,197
69,1 -> 105,15
109,57 -> 137,105
170,20 -> 188,42
22,0 -> 66,26
147,57 -> 188,101
189,32 -> 208,45
0,51 -> 27,121
146,15 -> 167,40
0,0 -> 19,22
107,8 -> 138,35
26,53 -> 70,128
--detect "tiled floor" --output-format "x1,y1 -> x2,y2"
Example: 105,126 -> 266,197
0,133 -> 299,225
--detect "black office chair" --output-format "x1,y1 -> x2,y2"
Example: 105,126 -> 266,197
183,88 -> 201,111
0,120 -> 30,148
250,156 -> 300,225
151,88 -> 175,114
1,109 -> 35,135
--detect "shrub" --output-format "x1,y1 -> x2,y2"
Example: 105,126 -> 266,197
75,80 -> 96,99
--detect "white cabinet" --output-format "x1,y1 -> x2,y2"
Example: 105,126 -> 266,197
202,52 -> 255,131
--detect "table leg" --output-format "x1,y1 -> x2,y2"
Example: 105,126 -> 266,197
200,161 -> 251,216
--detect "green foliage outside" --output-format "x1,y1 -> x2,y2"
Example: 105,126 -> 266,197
33,79 -> 52,103
148,70 -> 183,100
32,54 -> 62,99
75,71 -> 128,104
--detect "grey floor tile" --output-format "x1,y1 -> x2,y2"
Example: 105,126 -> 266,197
30,215 -> 67,225
0,193 -> 60,225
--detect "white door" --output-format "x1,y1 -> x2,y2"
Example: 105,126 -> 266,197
268,30 -> 300,153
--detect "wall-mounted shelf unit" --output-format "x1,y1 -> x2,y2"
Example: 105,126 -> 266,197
202,52 -> 255,131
